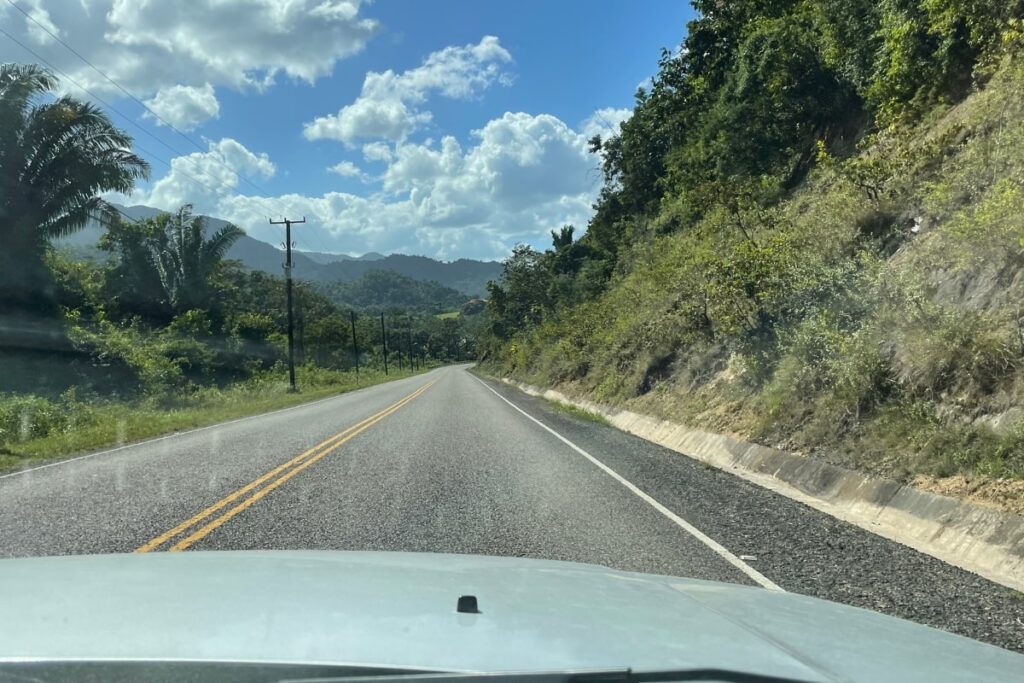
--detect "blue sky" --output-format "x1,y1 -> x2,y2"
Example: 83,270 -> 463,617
0,1 -> 695,260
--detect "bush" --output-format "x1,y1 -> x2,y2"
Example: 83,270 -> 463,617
0,395 -> 63,444
889,306 -> 1018,400
0,389 -> 103,449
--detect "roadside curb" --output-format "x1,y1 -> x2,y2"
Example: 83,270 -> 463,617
501,378 -> 1024,593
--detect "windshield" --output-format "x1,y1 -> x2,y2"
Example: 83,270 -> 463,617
1,0 -> 1023,678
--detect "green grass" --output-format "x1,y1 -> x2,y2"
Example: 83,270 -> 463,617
542,397 -> 612,426
0,365 -> 429,473
436,310 -> 461,319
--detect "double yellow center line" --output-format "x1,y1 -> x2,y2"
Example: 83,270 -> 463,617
136,380 -> 436,552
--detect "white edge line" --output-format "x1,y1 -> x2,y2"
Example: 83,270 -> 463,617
0,370 -> 438,481
474,375 -> 784,592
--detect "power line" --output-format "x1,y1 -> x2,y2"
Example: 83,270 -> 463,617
0,16 -> 337,257
3,0 -> 281,203
5,2 -> 341,256
0,26 -> 324,254
0,27 -> 259,206
5,0 -> 341,256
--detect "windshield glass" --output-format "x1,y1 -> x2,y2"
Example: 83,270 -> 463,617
1,0 -> 1023,677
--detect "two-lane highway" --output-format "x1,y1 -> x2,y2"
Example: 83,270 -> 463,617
1,365 -> 1022,651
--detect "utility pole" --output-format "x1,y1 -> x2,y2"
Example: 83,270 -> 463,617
396,314 -> 404,372
294,284 -> 305,365
380,312 -> 389,375
270,216 -> 305,391
407,315 -> 415,371
349,310 -> 359,376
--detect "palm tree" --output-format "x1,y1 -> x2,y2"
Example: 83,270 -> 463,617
102,204 -> 244,321
0,63 -> 149,317
147,205 -> 245,315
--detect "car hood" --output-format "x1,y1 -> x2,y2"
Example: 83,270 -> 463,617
0,551 -> 1020,682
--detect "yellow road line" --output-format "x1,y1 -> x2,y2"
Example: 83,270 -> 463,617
167,383 -> 431,551
135,380 -> 435,553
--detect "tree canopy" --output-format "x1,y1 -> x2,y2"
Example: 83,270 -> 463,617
0,64 -> 148,319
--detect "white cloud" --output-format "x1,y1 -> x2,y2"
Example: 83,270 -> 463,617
143,83 -> 220,131
327,161 -> 367,180
580,107 -> 632,140
307,97 -> 431,146
127,138 -> 275,212
303,36 -> 512,145
362,142 -> 394,163
135,109 -> 604,260
0,1 -> 378,108
23,4 -> 60,45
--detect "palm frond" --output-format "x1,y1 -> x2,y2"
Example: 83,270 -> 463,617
202,223 -> 246,267
1,68 -> 149,254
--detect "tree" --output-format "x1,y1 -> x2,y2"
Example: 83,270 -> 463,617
485,245 -> 553,339
151,205 -> 244,315
102,205 -> 244,321
101,215 -> 172,322
0,64 -> 148,318
306,313 -> 351,368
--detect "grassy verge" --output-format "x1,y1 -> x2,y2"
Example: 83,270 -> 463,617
542,397 -> 612,426
0,364 -> 431,473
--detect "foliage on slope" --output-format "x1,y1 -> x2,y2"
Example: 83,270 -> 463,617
483,2 -> 1024,484
315,270 -> 468,314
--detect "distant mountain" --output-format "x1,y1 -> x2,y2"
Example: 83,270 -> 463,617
56,204 -> 503,297
315,270 -> 467,313
58,204 -> 323,275
298,250 -> 385,265
305,254 -> 501,297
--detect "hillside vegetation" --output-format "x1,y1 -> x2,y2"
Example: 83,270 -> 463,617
482,2 -> 1024,506
315,270 -> 468,313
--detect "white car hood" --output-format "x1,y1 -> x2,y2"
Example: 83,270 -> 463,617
0,551 -> 1021,682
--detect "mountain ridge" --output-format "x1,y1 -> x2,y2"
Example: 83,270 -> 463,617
60,204 -> 502,297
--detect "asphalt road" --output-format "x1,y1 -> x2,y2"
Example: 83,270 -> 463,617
1,365 -> 1022,652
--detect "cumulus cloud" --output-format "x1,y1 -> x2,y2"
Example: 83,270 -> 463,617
0,1 -> 378,105
327,161 -> 368,180
143,83 -> 220,131
362,142 -> 394,163
128,138 -> 275,212
141,109 -> 605,260
303,36 -> 512,145
23,4 -> 60,45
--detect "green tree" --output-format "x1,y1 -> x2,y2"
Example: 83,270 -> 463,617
306,313 -> 351,368
151,205 -> 244,315
0,64 -> 148,318
101,215 -> 173,322
485,245 -> 552,339
102,205 -> 244,321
